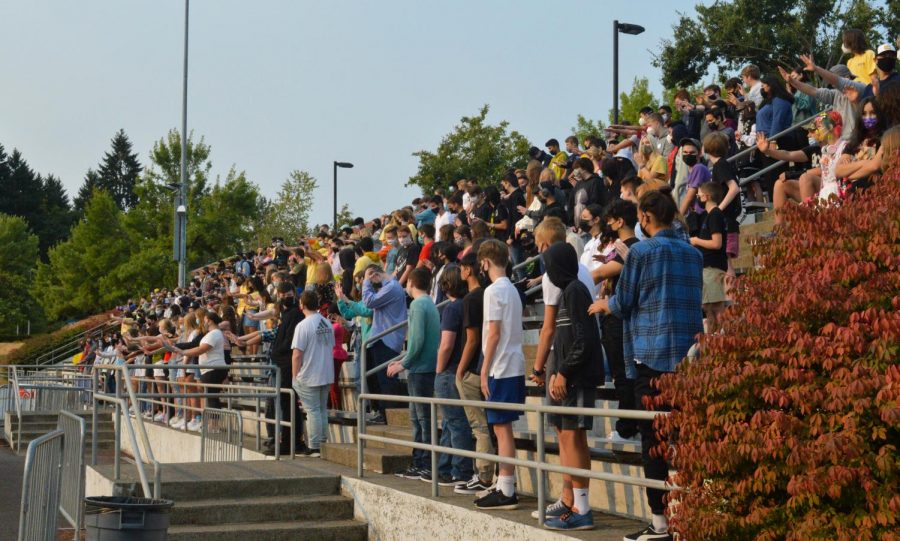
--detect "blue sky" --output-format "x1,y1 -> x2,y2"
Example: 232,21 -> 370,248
0,0 -> 699,227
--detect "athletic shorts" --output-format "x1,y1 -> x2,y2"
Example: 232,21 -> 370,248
726,232 -> 739,258
548,384 -> 596,431
486,375 -> 526,425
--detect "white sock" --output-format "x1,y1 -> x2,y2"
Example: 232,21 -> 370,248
573,488 -> 589,514
652,513 -> 668,532
497,475 -> 516,497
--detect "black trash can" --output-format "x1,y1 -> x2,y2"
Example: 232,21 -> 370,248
84,496 -> 174,541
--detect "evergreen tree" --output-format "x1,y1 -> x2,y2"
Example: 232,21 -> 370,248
0,149 -> 42,224
0,214 -> 44,334
34,174 -> 74,255
96,129 -> 142,211
74,169 -> 101,215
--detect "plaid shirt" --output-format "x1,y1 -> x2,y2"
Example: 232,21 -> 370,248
608,228 -> 703,375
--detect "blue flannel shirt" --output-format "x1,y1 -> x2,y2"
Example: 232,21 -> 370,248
608,228 -> 703,375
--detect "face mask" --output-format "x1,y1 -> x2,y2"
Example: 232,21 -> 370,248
661,113 -> 669,123
808,137 -> 818,146
638,117 -> 647,126
682,154 -> 698,167
761,89 -> 770,100
454,237 -> 465,247
578,219 -> 593,232
667,134 -> 673,145
646,126 -> 656,137
707,122 -> 718,131
281,296 -> 296,309
399,236 -> 413,247
641,145 -> 653,156
386,238 -> 398,247
862,117 -> 878,130
841,44 -> 852,54
876,57 -> 896,73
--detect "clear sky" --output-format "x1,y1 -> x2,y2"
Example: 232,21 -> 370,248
0,0 -> 699,227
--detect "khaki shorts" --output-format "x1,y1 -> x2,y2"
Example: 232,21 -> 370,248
702,267 -> 727,305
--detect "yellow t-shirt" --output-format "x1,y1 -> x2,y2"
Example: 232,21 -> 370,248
847,50 -> 876,83
642,155 -> 668,179
549,152 -> 568,180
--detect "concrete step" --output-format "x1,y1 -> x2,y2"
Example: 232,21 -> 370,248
321,442 -> 410,474
384,407 -> 410,428
352,425 -> 415,452
157,475 -> 341,502
167,519 -> 367,541
171,494 -> 353,526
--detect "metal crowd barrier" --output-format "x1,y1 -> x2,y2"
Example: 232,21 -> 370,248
58,411 -> 86,540
357,391 -> 674,525
201,407 -> 243,462
18,430 -> 65,541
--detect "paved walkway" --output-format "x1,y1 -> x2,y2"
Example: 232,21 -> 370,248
0,439 -> 24,541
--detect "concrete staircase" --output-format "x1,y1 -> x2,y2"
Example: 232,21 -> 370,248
734,210 -> 776,272
321,408 -> 414,474
93,461 -> 367,541
3,410 -> 115,454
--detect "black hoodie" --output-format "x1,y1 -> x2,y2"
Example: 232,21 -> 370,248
543,243 -> 603,385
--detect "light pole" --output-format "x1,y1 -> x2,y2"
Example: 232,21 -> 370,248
333,161 -> 353,231
175,0 -> 190,288
612,20 -> 645,125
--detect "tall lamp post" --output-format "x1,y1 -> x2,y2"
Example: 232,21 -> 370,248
333,161 -> 354,231
174,0 -> 190,288
612,20 -> 645,125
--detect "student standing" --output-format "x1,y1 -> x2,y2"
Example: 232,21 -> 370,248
690,182 -> 729,333
473,240 -> 526,510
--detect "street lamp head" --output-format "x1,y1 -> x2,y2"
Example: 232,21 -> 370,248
335,161 -> 354,168
165,182 -> 181,191
617,22 -> 645,35
176,205 -> 187,214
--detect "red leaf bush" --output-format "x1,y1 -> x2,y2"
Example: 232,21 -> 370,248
656,159 -> 900,541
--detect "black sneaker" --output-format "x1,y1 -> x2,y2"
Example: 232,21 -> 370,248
395,466 -> 422,479
300,447 -> 321,458
369,412 -> 387,425
623,524 -> 672,541
419,470 -> 458,486
474,488 -> 518,510
454,474 -> 492,495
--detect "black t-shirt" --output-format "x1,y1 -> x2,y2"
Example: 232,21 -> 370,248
486,204 -> 510,242
461,287 -> 484,375
610,237 -> 640,293
440,298 -> 465,372
504,188 -> 526,226
801,144 -> 822,163
711,159 -> 741,232
395,242 -> 421,276
697,207 -> 728,271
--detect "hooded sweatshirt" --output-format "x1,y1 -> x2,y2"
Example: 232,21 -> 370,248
544,243 -> 604,385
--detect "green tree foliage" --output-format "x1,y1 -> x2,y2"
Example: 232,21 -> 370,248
0,214 -> 44,333
654,0 -> 894,89
190,167 -> 262,264
74,169 -> 101,215
407,105 -> 531,195
609,77 -> 659,125
265,170 -> 319,242
74,129 -> 142,212
335,203 -> 354,231
570,115 -> 607,144
0,145 -> 74,257
33,190 -> 131,320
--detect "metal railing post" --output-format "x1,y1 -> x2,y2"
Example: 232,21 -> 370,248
430,401 -> 438,498
113,371 -> 121,480
357,341 -> 367,478
274,368 -> 281,460
537,411 -> 546,525
289,388 -> 296,460
91,369 -> 98,465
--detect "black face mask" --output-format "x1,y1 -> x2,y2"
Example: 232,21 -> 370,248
578,219 -> 593,232
281,296 -> 296,309
761,89 -> 770,100
876,57 -> 896,73
682,154 -> 698,167
707,122 -> 718,131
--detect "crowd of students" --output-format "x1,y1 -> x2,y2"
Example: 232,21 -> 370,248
77,36 -> 900,540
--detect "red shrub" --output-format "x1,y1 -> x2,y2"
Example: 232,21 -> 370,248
655,164 -> 900,540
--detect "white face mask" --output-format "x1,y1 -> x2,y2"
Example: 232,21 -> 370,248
638,117 -> 647,126
647,126 -> 656,137
841,44 -> 852,54
661,113 -> 669,122
667,134 -> 674,145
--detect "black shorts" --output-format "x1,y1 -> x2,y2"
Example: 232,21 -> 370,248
200,369 -> 228,385
548,384 -> 596,431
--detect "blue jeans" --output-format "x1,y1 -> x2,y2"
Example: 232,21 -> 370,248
295,382 -> 329,450
434,371 -> 474,479
509,242 -> 525,281
406,372 -> 435,470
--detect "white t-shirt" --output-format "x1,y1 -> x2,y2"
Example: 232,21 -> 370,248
482,277 -> 525,379
433,211 -> 456,240
291,313 -> 336,387
199,329 -> 226,374
580,235 -> 604,272
542,263 -> 597,306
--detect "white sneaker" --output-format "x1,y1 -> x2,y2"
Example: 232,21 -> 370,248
174,417 -> 187,430
187,418 -> 202,432
153,412 -> 165,423
168,416 -> 182,427
608,430 -> 640,444
142,411 -> 154,419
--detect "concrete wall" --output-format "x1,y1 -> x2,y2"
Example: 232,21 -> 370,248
340,476 -> 577,541
118,416 -> 268,463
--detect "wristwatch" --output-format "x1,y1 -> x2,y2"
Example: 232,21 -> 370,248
532,368 -> 545,377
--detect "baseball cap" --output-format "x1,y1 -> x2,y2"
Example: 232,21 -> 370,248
876,43 -> 897,56
829,64 -> 853,79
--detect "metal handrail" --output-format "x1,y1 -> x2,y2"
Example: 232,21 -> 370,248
727,105 -> 833,165
512,254 -> 540,272
358,391 -> 674,524
34,320 -> 117,366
